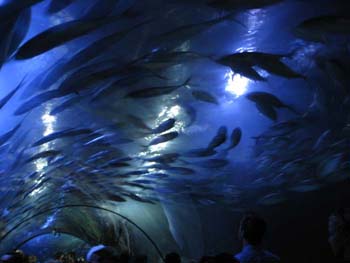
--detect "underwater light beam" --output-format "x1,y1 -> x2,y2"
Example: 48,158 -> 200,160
225,71 -> 250,98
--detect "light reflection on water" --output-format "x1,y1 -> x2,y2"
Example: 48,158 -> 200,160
225,71 -> 250,98
31,105 -> 57,197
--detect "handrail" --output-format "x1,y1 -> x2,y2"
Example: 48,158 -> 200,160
0,204 -> 165,261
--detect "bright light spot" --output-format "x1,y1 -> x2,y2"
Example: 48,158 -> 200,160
32,106 -> 57,196
34,159 -> 48,172
168,106 -> 181,117
225,71 -> 250,98
149,142 -> 168,152
42,111 -> 56,136
41,215 -> 56,229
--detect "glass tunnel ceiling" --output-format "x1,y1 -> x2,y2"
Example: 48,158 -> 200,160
0,0 -> 349,256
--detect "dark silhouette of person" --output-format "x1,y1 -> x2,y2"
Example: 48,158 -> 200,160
165,252 -> 181,263
235,212 -> 279,263
328,208 -> 350,262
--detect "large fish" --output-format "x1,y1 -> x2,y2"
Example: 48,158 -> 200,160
0,0 -> 43,23
194,158 -> 229,168
32,128 -> 93,147
207,0 -> 282,11
150,118 -> 176,134
216,56 -> 266,81
232,51 -> 305,79
15,15 -> 126,59
226,127 -> 242,150
294,15 -> 350,42
25,150 -> 61,163
191,90 -> 219,105
207,126 -> 227,149
14,90 -> 63,115
148,131 -> 179,146
47,0 -> 76,14
82,0 -> 120,19
0,124 -> 21,146
247,92 -> 298,114
0,76 -> 25,110
38,20 -> 152,92
151,12 -> 242,48
50,96 -> 81,116
182,148 -> 217,158
255,102 -> 278,121
126,77 -> 191,99
140,51 -> 205,70
143,153 -> 180,164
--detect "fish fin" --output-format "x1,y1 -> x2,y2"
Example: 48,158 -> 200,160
182,76 -> 192,88
222,12 -> 246,28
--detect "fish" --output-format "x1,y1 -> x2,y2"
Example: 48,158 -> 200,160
47,0 -> 76,13
105,193 -> 127,203
151,119 -> 176,134
182,148 -> 217,158
126,114 -> 151,131
0,0 -> 43,23
289,184 -> 322,193
143,153 -> 180,164
25,150 -> 61,163
32,128 -> 93,147
90,73 -> 156,103
57,62 -> 163,95
0,77 -> 25,110
123,182 -> 154,190
82,0 -> 119,19
247,91 -> 298,114
14,90 -> 63,115
50,96 -> 81,116
226,127 -> 242,150
144,173 -> 169,179
119,170 -> 149,178
257,193 -> 286,206
216,56 -> 266,81
0,124 -> 21,146
148,131 -> 179,146
191,90 -> 219,104
122,192 -> 155,204
83,134 -> 132,147
15,15 -> 126,59
157,165 -> 196,175
255,102 -> 277,121
131,179 -> 155,185
102,160 -> 131,168
207,126 -> 227,149
140,50 -> 205,70
234,52 -> 305,79
38,20 -> 152,92
294,15 -> 350,42
183,104 -> 197,127
0,8 -> 31,66
312,130 -> 331,151
194,158 -> 229,168
151,12 -> 242,48
207,0 -> 282,11
318,154 -> 342,178
126,77 -> 191,99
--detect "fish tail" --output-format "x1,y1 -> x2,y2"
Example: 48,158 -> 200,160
182,76 -> 192,88
178,158 -> 189,165
223,12 -> 246,28
287,105 -> 301,116
286,47 -> 301,59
